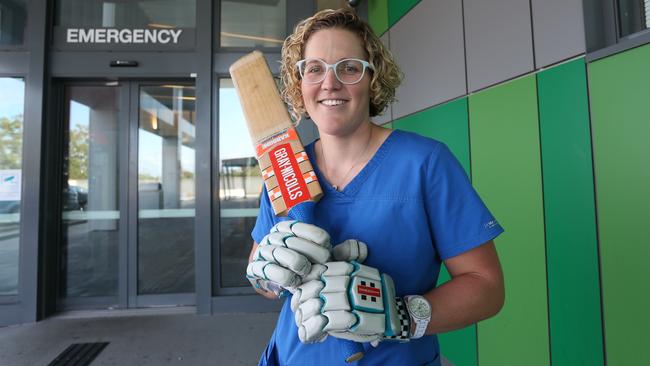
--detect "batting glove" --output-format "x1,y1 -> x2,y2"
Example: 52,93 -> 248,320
247,220 -> 333,296
290,261 -> 411,344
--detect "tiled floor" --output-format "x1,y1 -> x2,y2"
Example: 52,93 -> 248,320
0,307 -> 277,366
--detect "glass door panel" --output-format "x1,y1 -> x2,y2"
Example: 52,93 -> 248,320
60,85 -> 120,299
220,0 -> 286,48
0,77 -> 25,296
216,78 -> 261,290
137,84 -> 195,295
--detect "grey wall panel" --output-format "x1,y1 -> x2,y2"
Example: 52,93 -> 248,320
373,32 -> 393,125
464,0 -> 534,92
0,53 -> 29,74
531,0 -> 585,67
49,52 -> 199,77
391,0 -> 466,119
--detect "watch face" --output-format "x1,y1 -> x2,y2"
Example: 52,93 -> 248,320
408,297 -> 431,318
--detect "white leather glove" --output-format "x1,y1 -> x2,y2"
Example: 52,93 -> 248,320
247,221 -> 368,297
291,261 -> 411,344
247,220 -> 332,296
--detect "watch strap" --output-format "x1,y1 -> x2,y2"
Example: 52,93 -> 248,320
411,318 -> 427,339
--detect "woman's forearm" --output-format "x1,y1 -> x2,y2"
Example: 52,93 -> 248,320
423,271 -> 504,335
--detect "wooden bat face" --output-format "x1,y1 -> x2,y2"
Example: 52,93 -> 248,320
229,51 -> 322,215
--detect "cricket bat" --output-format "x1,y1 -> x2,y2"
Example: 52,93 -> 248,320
229,50 -> 322,216
229,51 -> 365,363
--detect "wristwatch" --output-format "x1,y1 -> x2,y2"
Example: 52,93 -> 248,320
404,295 -> 431,339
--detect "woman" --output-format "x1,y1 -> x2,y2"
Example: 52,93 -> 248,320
248,7 -> 504,365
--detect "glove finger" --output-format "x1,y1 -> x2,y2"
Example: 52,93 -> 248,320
270,220 -> 296,235
298,280 -> 325,302
292,280 -> 324,314
321,291 -> 351,312
283,236 -> 332,264
322,310 -> 358,332
323,261 -> 355,276
256,245 -> 311,277
321,275 -> 349,293
299,297 -> 324,322
273,220 -> 331,248
294,307 -> 303,326
300,314 -> 328,343
264,232 -> 331,264
302,264 -> 327,282
291,287 -> 302,312
247,261 -> 301,288
332,239 -> 368,263
288,222 -> 331,248
258,232 -> 276,247
261,232 -> 289,247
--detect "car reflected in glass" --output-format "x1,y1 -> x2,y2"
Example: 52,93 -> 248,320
62,185 -> 87,211
0,200 -> 20,214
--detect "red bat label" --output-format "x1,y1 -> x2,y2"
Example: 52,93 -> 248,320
357,284 -> 381,298
269,143 -> 310,208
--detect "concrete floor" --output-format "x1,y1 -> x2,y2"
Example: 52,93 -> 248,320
0,307 -> 278,366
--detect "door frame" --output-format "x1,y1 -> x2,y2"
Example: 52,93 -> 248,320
53,79 -> 196,311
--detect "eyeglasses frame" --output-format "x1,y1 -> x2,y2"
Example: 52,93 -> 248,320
295,58 -> 375,85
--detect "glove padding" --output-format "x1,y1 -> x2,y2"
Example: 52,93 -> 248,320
332,239 -> 368,263
247,221 -> 332,296
291,261 -> 408,344
247,222 -> 369,296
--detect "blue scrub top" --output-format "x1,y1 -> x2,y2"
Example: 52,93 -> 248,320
252,129 -> 504,366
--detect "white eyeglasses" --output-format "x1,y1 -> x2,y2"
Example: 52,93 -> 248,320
295,58 -> 374,85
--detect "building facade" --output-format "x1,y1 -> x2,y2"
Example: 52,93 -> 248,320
370,1 -> 650,365
0,0 -> 338,324
1,1 -> 649,365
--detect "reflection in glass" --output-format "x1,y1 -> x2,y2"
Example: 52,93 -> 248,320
55,0 -> 195,28
0,0 -> 26,46
138,85 -> 195,295
0,78 -> 24,296
220,0 -> 286,48
217,79 -> 262,289
60,86 -> 120,298
618,0 -> 650,37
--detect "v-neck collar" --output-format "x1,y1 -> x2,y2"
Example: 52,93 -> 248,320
308,129 -> 398,197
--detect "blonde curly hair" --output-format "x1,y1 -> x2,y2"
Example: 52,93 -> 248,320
280,8 -> 403,121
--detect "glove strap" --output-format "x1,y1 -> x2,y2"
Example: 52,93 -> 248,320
385,297 -> 411,341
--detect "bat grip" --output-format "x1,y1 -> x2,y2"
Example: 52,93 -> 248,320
288,202 -> 365,363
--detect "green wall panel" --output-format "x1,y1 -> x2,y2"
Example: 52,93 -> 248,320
469,75 -> 550,366
392,98 -> 470,172
388,0 -> 420,27
368,0 -> 388,36
588,43 -> 650,366
393,98 -> 476,366
537,58 -> 604,366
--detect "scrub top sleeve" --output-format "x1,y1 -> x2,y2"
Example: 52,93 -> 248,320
425,144 -> 504,260
251,186 -> 277,244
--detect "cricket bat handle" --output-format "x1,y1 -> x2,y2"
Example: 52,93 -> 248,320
288,203 -> 365,363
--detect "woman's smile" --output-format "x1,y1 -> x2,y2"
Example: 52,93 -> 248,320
301,28 -> 371,136
319,99 -> 348,107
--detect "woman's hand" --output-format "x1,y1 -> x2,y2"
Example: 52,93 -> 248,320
247,221 -> 332,297
290,261 -> 409,344
247,221 -> 371,300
